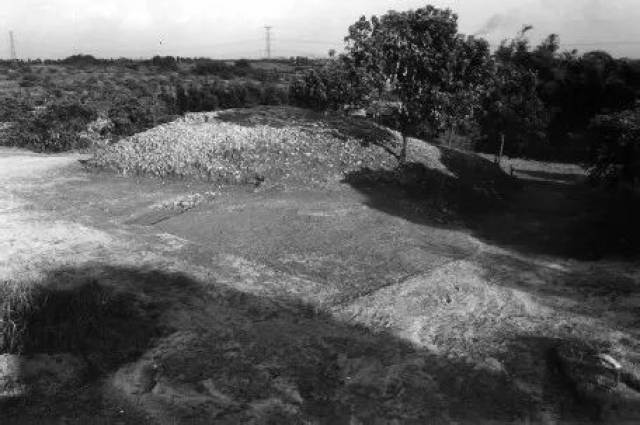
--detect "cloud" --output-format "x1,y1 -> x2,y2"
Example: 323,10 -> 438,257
474,14 -> 509,37
3,0 -> 640,59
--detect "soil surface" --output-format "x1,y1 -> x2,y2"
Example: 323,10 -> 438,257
1,146 -> 639,424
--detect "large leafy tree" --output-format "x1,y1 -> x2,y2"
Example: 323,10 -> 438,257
488,28 -> 638,160
480,28 -> 549,158
344,5 -> 491,162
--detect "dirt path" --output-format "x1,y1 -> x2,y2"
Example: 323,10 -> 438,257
1,147 -> 639,424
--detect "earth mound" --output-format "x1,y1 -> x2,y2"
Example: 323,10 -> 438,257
88,106 -> 399,186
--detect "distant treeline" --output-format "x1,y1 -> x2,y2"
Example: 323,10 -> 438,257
0,54 -> 320,71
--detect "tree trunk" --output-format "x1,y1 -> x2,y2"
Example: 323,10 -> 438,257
447,127 -> 454,148
400,133 -> 408,164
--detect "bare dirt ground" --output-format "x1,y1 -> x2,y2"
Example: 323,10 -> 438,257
1,145 -> 639,424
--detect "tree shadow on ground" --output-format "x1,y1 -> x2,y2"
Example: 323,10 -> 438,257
0,264 -> 610,424
504,335 -> 640,424
342,150 -> 518,230
343,147 -> 640,260
473,176 -> 640,259
475,249 -> 640,332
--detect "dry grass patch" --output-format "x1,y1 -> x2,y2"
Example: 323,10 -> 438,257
0,276 -> 158,372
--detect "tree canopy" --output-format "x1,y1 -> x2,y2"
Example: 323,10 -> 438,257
344,5 -> 492,161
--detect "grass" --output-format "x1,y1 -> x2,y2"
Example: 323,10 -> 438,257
0,281 -> 32,354
0,276 -> 158,372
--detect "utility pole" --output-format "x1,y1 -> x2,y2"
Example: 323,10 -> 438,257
9,31 -> 16,61
264,26 -> 272,59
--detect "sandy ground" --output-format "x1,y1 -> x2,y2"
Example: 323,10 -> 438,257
1,146 -> 639,424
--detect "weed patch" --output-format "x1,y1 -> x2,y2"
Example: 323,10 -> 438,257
0,277 -> 159,372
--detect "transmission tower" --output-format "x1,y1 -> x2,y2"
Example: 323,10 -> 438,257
9,31 -> 16,61
264,26 -> 272,59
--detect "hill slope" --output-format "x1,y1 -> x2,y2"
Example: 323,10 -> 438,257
88,106 -> 399,186
88,106 -> 512,196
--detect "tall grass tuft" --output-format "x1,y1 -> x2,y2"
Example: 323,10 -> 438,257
0,278 -> 158,371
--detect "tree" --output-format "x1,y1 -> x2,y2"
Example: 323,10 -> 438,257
289,69 -> 328,110
588,108 -> 640,186
478,28 -> 640,161
345,5 -> 492,162
480,28 -> 549,158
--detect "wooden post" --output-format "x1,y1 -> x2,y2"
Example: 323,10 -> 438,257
498,133 -> 505,166
400,134 -> 408,163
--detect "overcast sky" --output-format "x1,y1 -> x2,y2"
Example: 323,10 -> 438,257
2,0 -> 640,59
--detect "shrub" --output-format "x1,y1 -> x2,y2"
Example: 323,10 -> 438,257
7,101 -> 98,152
174,81 -> 291,114
193,60 -> 234,78
108,96 -> 155,137
19,72 -> 39,87
289,60 -> 371,113
62,54 -> 101,67
0,96 -> 31,121
0,278 -> 156,370
151,55 -> 178,71
588,108 -> 640,185
262,84 -> 289,105
289,69 -> 328,110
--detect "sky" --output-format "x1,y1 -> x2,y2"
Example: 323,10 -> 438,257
2,0 -> 640,60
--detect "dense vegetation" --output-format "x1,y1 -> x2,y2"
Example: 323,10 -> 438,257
1,4 -> 639,185
0,56 -> 300,151
288,15 -> 640,184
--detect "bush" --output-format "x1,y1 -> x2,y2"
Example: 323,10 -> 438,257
289,69 -> 328,110
7,101 -> 98,152
0,96 -> 31,121
588,108 -> 640,185
289,60 -> 370,112
262,84 -> 289,105
62,54 -> 102,67
108,96 -> 155,137
151,55 -> 178,71
0,277 -> 157,370
19,72 -> 39,87
175,81 -> 289,114
193,60 -> 235,78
